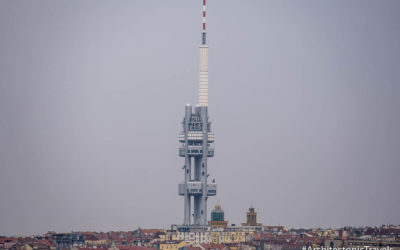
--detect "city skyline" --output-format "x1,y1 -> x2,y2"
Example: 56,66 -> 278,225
0,1 -> 400,236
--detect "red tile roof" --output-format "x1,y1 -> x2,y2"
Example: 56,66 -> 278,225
200,243 -> 224,250
185,247 -> 202,250
76,247 -> 108,250
37,240 -> 54,247
140,230 -> 163,236
117,246 -> 155,250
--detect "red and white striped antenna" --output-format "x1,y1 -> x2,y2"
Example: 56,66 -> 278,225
203,0 -> 206,31
202,0 -> 207,45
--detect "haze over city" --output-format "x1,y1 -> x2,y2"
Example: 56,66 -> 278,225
0,0 -> 399,236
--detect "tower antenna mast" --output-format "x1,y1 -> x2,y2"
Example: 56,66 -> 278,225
202,0 -> 207,45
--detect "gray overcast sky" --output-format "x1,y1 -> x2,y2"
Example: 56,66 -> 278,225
0,0 -> 399,236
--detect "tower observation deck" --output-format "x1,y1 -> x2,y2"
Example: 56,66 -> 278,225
178,0 -> 216,226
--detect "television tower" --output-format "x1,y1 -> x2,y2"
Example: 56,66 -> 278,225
178,0 -> 216,226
